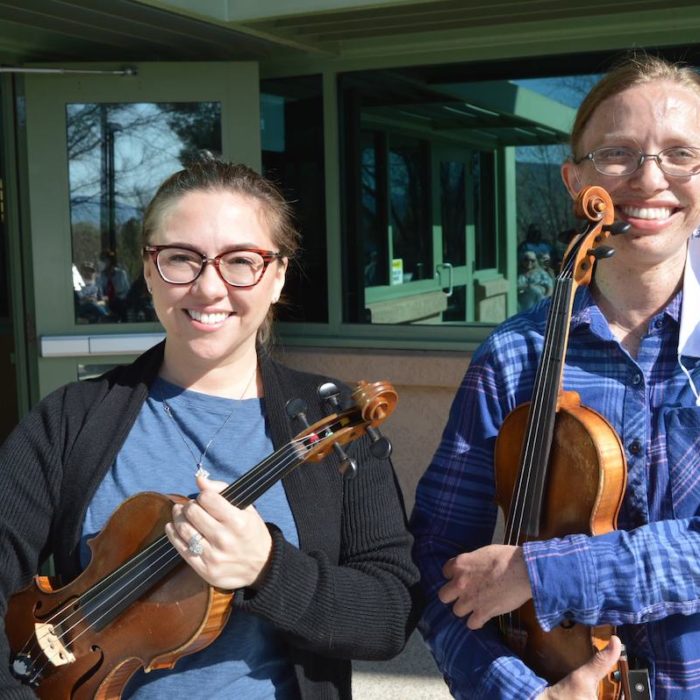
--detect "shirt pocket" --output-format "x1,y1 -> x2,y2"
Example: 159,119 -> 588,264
665,407 -> 700,518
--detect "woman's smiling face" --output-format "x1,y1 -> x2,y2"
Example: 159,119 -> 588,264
144,188 -> 287,368
562,80 -> 700,267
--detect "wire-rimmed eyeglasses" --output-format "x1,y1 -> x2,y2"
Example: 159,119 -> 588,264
572,146 -> 700,177
143,245 -> 283,288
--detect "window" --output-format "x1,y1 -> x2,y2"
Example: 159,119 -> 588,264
67,101 -> 222,325
261,75 -> 327,323
338,67 -> 599,329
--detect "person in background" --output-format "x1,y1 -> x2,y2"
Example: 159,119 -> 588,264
97,248 -> 130,321
537,251 -> 557,284
411,54 -> 700,699
0,158 -> 420,699
517,250 -> 554,311
75,261 -> 110,322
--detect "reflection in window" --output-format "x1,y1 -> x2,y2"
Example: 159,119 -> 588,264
441,161 -> 466,267
361,131 -> 388,287
68,102 -> 222,325
389,136 -> 431,283
516,142 -> 574,272
473,151 -> 496,271
340,67 -> 599,326
261,75 -> 327,323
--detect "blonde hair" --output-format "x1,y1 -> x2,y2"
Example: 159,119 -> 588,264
571,54 -> 700,157
143,158 -> 300,349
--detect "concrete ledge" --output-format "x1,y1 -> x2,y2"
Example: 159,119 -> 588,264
366,290 -> 448,324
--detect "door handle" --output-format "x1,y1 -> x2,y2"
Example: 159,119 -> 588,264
435,262 -> 453,297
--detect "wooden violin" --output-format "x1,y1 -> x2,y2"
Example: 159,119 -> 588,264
6,379 -> 398,699
494,186 -> 628,699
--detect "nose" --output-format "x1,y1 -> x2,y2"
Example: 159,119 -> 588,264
630,155 -> 669,190
191,259 -> 228,297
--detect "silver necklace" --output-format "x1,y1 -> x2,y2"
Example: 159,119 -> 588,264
161,366 -> 258,478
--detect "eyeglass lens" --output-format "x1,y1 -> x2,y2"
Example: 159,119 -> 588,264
156,247 -> 266,286
589,146 -> 700,176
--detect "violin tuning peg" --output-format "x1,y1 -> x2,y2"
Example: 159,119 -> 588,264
286,398 -> 309,426
318,382 -> 341,408
369,436 -> 392,460
366,426 -> 392,460
339,456 -> 358,479
603,221 -> 630,235
332,442 -> 358,478
588,245 -> 615,260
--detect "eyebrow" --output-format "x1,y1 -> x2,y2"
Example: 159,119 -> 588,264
158,242 -> 265,253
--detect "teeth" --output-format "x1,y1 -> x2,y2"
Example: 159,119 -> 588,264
187,310 -> 230,325
621,206 -> 674,220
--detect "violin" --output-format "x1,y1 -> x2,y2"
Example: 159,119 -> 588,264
6,379 -> 398,699
494,186 -> 629,699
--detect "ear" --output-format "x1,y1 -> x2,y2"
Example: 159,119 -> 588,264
271,257 -> 288,301
561,161 -> 581,199
143,258 -> 153,290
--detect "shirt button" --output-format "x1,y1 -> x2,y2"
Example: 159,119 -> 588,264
654,318 -> 663,330
629,439 -> 643,456
631,373 -> 643,386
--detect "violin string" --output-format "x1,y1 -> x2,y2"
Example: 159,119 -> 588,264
21,420 -> 352,679
505,237 -> 582,547
518,251 -> 577,540
503,249 -> 578,634
23,439 -> 305,672
23,439 -> 307,681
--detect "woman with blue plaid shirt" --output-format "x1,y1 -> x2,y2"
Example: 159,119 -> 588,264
412,55 -> 700,699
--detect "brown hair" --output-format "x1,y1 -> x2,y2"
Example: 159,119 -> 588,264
571,54 -> 700,157
142,157 -> 300,348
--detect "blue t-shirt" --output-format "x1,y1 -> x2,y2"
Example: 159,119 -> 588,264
82,378 -> 300,699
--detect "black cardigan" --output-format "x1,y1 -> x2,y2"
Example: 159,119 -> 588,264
0,342 -> 421,699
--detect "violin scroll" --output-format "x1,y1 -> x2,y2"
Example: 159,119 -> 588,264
565,186 -> 622,288
574,185 -> 615,226
288,380 -> 398,469
351,380 -> 398,425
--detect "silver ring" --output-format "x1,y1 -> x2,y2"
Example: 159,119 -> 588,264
188,532 -> 204,556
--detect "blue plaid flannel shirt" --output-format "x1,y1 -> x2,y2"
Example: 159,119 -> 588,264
411,288 -> 700,699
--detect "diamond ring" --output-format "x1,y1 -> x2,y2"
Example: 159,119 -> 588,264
188,532 -> 204,556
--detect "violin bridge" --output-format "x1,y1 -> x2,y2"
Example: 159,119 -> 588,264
35,622 -> 76,667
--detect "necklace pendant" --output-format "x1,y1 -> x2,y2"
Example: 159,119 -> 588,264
195,464 -> 210,479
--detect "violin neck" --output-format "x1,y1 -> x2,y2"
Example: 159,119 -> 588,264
505,272 -> 576,541
220,441 -> 306,508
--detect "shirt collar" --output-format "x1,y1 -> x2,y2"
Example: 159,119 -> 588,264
678,234 -> 700,405
679,234 -> 700,358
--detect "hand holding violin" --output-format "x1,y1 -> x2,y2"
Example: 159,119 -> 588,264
439,543 -> 621,699
538,636 -> 622,700
438,544 -> 532,629
166,474 -> 273,591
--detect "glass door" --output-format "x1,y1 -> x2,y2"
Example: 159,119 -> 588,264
21,62 -> 261,397
434,145 -> 474,322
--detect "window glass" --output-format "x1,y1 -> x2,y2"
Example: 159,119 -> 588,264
441,160 -> 466,267
261,75 -> 327,323
67,101 -> 222,325
361,130 -> 388,288
389,135 -> 432,284
340,69 -> 599,325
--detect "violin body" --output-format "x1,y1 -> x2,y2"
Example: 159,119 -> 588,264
6,492 -> 233,699
495,391 -> 626,697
